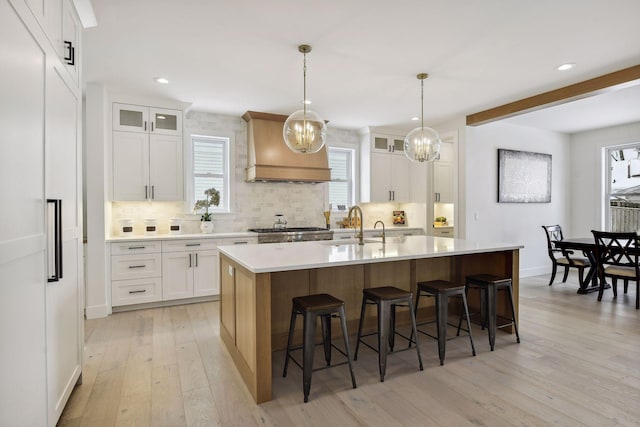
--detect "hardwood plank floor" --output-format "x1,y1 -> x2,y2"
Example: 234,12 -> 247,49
59,273 -> 640,426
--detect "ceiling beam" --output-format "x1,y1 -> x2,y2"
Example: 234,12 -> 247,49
466,64 -> 640,126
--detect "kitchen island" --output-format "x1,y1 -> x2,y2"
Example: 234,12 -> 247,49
217,235 -> 523,403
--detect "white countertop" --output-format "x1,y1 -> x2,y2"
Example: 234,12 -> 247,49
218,235 -> 523,273
106,231 -> 257,243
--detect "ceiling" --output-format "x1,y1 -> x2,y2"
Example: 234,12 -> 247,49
83,0 -> 640,133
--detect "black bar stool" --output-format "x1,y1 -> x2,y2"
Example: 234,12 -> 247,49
410,280 -> 476,365
354,286 -> 423,382
282,293 -> 357,403
458,274 -> 520,351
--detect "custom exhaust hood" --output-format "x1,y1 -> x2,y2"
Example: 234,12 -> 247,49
242,111 -> 331,183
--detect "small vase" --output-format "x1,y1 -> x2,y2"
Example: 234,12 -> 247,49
200,221 -> 214,234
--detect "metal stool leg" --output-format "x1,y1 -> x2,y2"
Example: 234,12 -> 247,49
283,305 -> 297,377
409,289 -> 422,347
389,303 -> 396,352
407,295 -> 423,371
378,300 -> 390,382
505,284 -> 521,344
354,294 -> 368,361
302,311 -> 317,403
461,291 -> 476,356
435,293 -> 447,365
337,305 -> 357,389
487,283 -> 497,351
320,313 -> 332,366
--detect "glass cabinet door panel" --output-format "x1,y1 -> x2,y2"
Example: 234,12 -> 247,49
153,112 -> 177,131
374,136 -> 388,151
150,107 -> 182,136
113,103 -> 148,133
392,138 -> 405,154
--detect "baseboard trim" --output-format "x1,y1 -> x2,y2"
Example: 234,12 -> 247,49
85,304 -> 109,319
111,295 -> 218,313
520,266 -> 551,279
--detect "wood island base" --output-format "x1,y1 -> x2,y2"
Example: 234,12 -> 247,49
219,248 -> 519,404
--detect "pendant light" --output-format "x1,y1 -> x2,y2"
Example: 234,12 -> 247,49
283,44 -> 327,154
404,73 -> 441,162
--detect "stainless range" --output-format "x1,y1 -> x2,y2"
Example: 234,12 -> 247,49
248,227 -> 333,244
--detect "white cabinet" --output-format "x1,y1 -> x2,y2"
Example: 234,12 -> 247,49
113,103 -> 182,135
61,0 -> 81,85
434,161 -> 453,203
1,2 -> 83,425
372,134 -> 405,155
112,103 -> 183,201
26,0 -> 80,86
410,161 -> 428,203
110,242 -> 162,306
361,129 -> 415,202
433,227 -> 454,237
370,152 -> 411,202
162,239 -> 220,300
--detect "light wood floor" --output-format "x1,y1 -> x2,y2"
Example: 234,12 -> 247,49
59,273 -> 640,426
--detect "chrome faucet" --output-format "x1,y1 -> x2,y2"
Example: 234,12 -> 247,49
347,205 -> 364,245
374,220 -> 386,244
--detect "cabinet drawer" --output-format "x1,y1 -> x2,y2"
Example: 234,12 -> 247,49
162,239 -> 218,252
111,253 -> 162,280
433,228 -> 454,237
112,277 -> 162,306
111,241 -> 161,255
218,237 -> 258,246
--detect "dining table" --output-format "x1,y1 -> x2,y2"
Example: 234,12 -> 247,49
552,237 -> 611,294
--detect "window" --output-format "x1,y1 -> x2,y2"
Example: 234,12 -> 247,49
328,147 -> 355,208
192,135 -> 230,212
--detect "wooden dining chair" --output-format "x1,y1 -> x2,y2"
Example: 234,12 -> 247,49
591,230 -> 640,309
542,225 -> 591,287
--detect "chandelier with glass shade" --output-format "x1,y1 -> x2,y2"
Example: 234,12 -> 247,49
404,73 -> 441,162
283,45 -> 327,154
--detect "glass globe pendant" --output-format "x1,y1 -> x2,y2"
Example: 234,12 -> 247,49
283,45 -> 327,154
404,73 -> 441,162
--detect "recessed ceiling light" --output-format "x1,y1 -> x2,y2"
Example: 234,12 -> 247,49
411,117 -> 419,121
155,77 -> 169,84
556,63 -> 576,71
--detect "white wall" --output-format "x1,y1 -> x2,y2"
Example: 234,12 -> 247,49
465,121 -> 571,277
570,122 -> 640,236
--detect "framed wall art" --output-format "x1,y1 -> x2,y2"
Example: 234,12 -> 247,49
498,149 -> 552,203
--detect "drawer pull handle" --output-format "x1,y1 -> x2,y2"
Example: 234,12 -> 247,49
234,241 -> 248,244
128,265 -> 146,269
128,246 -> 146,250
129,289 -> 147,294
186,243 -> 201,247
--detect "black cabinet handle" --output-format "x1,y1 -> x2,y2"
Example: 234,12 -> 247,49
47,199 -> 63,282
63,41 -> 75,65
128,246 -> 146,250
129,289 -> 147,294
128,265 -> 146,269
186,243 -> 201,247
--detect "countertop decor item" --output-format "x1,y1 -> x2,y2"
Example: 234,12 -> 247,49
194,187 -> 220,233
283,44 -> 327,154
393,210 -> 406,225
404,73 -> 441,162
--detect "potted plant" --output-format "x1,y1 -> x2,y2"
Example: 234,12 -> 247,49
194,187 -> 220,233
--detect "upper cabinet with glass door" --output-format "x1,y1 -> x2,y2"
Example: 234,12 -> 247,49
372,134 -> 406,155
113,103 -> 182,136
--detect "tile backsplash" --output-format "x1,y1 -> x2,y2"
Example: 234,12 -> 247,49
108,110 -> 427,236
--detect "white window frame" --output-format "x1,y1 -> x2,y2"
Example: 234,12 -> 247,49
327,146 -> 357,211
188,134 -> 232,214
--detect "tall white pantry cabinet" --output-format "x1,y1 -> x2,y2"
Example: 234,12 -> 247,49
0,0 -> 84,426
